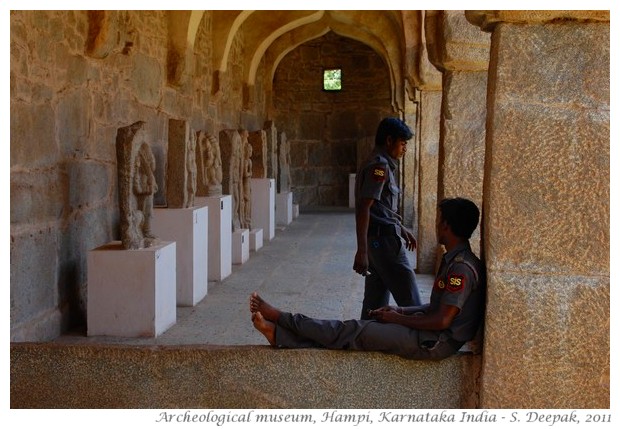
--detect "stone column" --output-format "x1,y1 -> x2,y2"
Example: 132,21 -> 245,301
415,90 -> 442,274
468,10 -> 610,408
426,11 -> 490,256
401,98 -> 418,232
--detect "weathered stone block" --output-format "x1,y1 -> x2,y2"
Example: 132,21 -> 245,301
56,88 -> 91,156
10,101 -> 57,168
10,228 -> 59,328
132,53 -> 162,107
481,271 -> 609,408
11,169 -> 65,225
493,22 -> 609,108
486,104 -> 608,275
66,160 -> 112,212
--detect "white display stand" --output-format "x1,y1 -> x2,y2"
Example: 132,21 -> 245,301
152,206 -> 208,306
251,178 -> 275,241
250,228 -> 263,251
196,195 -> 232,281
87,241 -> 176,337
349,173 -> 356,208
293,203 -> 299,219
233,229 -> 250,264
276,191 -> 293,226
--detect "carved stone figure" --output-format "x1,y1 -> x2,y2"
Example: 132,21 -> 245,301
248,129 -> 268,179
278,131 -> 292,193
263,120 -> 278,180
220,129 -> 243,230
116,121 -> 159,249
196,130 -> 223,197
166,119 -> 197,208
242,138 -> 253,229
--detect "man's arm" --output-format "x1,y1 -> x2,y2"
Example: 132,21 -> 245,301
353,197 -> 374,275
369,303 -> 459,331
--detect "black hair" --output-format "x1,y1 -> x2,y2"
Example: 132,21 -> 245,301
438,197 -> 480,239
375,117 -> 413,147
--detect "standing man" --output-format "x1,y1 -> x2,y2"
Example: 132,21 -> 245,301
353,117 -> 420,319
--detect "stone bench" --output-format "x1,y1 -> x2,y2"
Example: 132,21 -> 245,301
10,343 -> 481,408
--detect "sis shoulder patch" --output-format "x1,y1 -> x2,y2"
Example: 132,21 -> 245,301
446,274 -> 465,292
372,166 -> 386,182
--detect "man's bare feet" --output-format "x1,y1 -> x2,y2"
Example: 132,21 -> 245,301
251,311 -> 276,346
249,292 -> 282,322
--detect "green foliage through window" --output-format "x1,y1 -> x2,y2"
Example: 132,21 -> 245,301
323,69 -> 342,91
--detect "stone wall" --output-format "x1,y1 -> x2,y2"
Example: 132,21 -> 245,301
10,10 -> 267,341
272,32 -> 394,207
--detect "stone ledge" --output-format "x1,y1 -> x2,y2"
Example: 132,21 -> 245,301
11,343 -> 481,409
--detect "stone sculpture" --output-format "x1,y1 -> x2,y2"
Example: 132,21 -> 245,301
278,131 -> 292,193
166,119 -> 197,208
116,121 -> 159,250
196,130 -> 223,197
220,129 -> 243,230
248,130 -> 268,179
263,120 -> 278,180
242,137 -> 253,229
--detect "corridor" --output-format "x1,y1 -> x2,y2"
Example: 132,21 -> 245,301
56,210 -> 433,347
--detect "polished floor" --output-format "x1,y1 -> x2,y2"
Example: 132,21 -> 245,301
56,210 -> 432,346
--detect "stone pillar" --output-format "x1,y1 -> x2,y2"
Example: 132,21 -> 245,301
468,10 -> 610,408
426,11 -> 490,256
402,97 -> 418,232
415,90 -> 442,274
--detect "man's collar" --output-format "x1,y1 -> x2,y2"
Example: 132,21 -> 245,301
443,241 -> 471,262
375,146 -> 397,169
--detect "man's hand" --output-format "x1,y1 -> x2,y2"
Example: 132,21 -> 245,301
368,307 -> 401,323
353,250 -> 370,276
402,227 -> 417,251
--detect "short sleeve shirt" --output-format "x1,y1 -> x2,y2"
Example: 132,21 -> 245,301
355,148 -> 402,226
429,242 -> 486,342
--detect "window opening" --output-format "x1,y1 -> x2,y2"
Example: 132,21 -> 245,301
323,68 -> 342,91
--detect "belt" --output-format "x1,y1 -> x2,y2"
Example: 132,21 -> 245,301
368,223 -> 401,237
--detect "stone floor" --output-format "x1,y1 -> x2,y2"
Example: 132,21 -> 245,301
56,209 -> 433,347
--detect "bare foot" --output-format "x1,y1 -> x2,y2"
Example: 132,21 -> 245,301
251,311 -> 276,346
249,292 -> 282,322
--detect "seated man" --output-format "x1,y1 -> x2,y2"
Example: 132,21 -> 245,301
250,197 -> 486,360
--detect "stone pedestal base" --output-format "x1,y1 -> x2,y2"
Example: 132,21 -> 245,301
196,195 -> 232,281
233,229 -> 249,264
87,241 -> 176,337
276,191 -> 293,226
250,228 -> 263,251
152,206 -> 208,306
251,178 -> 275,241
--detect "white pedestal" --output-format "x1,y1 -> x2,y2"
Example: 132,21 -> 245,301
293,203 -> 299,219
196,195 -> 232,281
251,178 -> 275,241
276,191 -> 293,226
233,229 -> 250,264
250,228 -> 263,251
349,173 -> 356,208
87,241 -> 176,337
152,206 -> 208,306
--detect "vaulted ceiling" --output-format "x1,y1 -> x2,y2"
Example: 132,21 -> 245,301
168,10 -> 435,112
